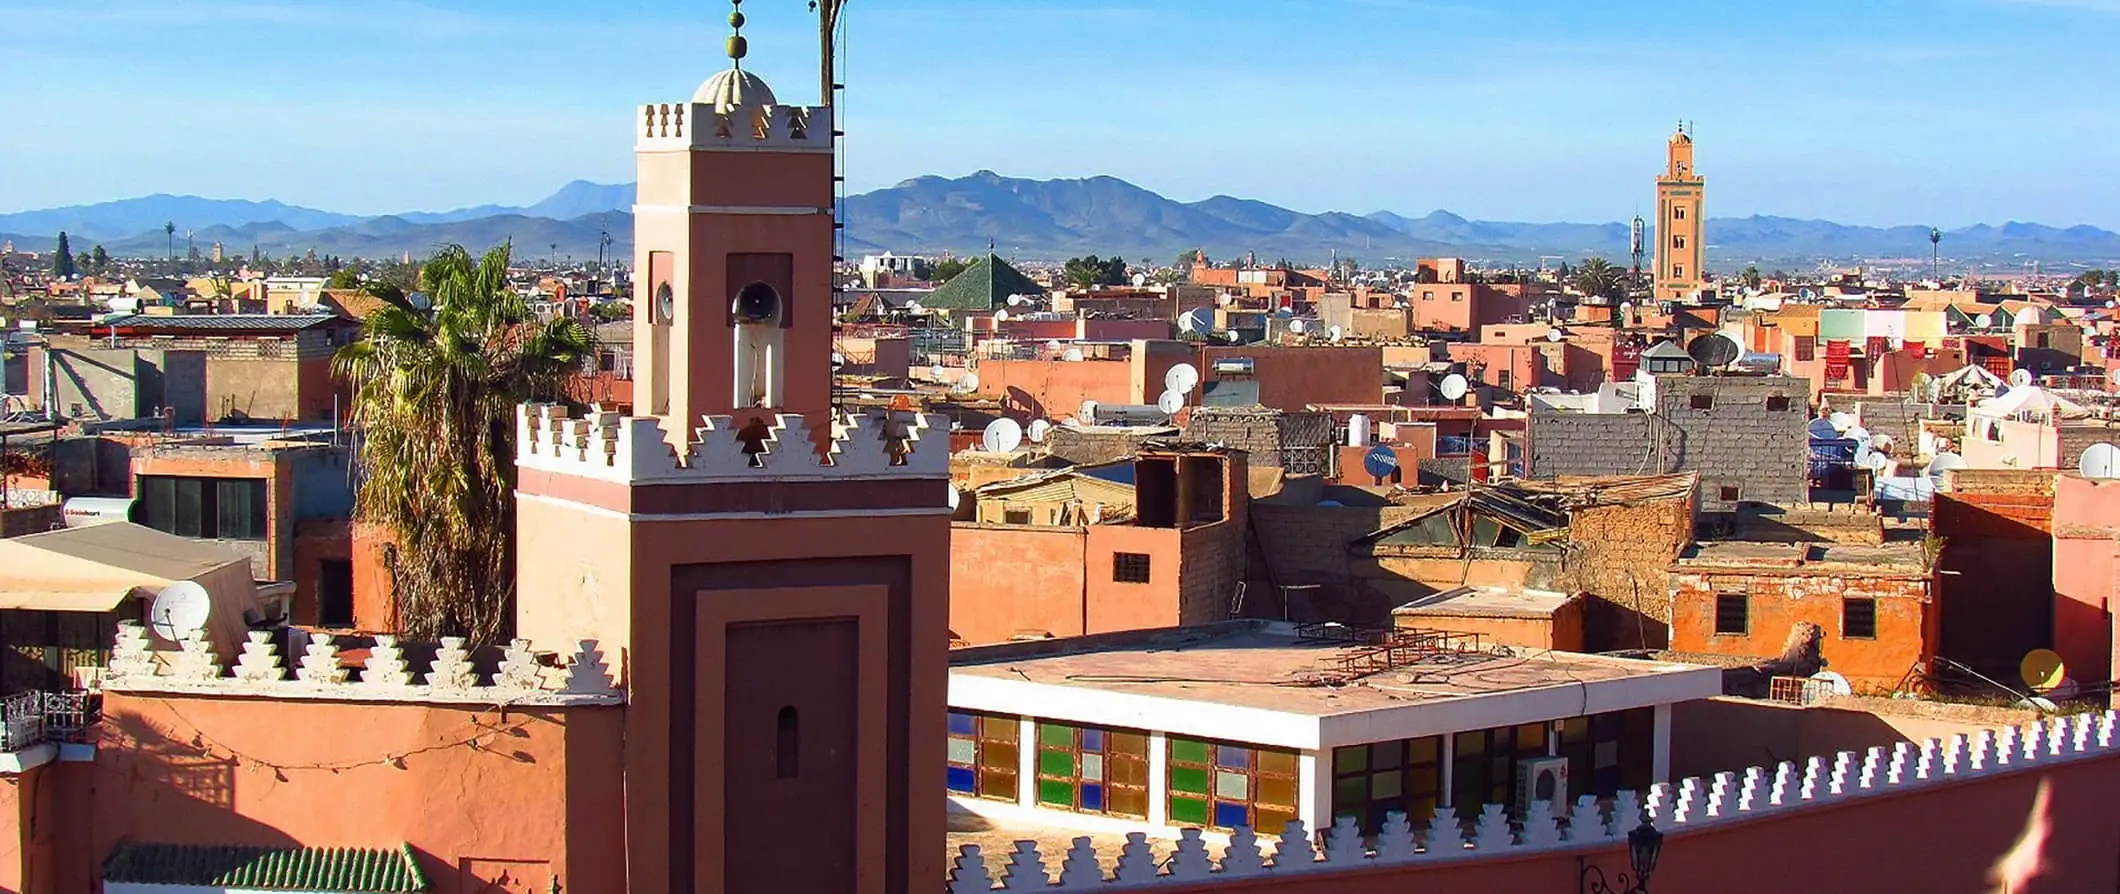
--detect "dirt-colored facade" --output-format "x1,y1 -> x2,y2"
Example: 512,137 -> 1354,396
1932,469 -> 2056,682
1670,543 -> 1935,691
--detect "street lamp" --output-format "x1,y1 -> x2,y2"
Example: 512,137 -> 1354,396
1579,816 -> 1665,894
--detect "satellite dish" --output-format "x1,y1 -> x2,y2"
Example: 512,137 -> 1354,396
1844,425 -> 1872,446
2080,443 -> 2120,478
830,351 -> 846,372
1044,339 -> 1064,353
1975,313 -> 1992,328
1546,328 -> 1564,343
1870,433 -> 1894,452
992,309 -> 1009,323
1078,399 -> 1098,424
953,372 -> 981,394
1860,451 -> 1890,472
150,580 -> 213,642
1362,444 -> 1399,480
1808,670 -> 1854,698
1289,319 -> 1307,334
1828,412 -> 1855,432
1222,330 -> 1242,343
1027,419 -> 1052,443
1328,324 -> 1344,342
1165,363 -> 1200,395
1929,452 -> 1968,477
1179,307 -> 1213,334
1008,294 -> 1033,307
2020,648 -> 2067,692
2108,300 -> 2117,310
1157,390 -> 1185,415
1061,348 -> 1085,362
2009,368 -> 2035,388
946,484 -> 961,512
930,364 -> 947,380
1806,418 -> 1841,439
1439,374 -> 1470,402
907,300 -> 925,314
982,418 -> 1024,454
1687,333 -> 1742,368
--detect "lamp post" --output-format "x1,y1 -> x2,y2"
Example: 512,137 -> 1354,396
1929,227 -> 1942,283
1579,816 -> 1665,894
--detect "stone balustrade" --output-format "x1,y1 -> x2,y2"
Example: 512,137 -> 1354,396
103,623 -> 623,707
947,709 -> 2117,890
515,403 -> 950,485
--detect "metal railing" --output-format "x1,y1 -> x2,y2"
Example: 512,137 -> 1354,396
0,691 -> 99,752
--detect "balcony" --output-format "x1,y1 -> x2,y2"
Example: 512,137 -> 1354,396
0,690 -> 99,770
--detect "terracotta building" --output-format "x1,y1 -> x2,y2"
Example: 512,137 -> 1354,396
1653,124 -> 1707,302
1668,541 -> 1935,691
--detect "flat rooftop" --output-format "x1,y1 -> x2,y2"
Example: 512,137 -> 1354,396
1392,586 -> 1577,620
949,622 -> 1719,750
1677,540 -> 1927,575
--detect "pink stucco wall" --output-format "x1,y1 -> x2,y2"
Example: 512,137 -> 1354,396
2052,473 -> 2120,684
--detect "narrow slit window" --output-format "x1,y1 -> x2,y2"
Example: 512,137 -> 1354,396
776,706 -> 799,779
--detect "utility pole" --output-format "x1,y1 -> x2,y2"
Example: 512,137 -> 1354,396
812,0 -> 847,108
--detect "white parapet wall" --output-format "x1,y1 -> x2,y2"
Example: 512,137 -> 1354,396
515,403 -> 951,485
945,708 -> 2119,891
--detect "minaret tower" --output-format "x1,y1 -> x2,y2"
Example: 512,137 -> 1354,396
1653,122 -> 1707,302
511,3 -> 952,892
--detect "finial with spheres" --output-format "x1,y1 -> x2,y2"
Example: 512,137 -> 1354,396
727,0 -> 748,66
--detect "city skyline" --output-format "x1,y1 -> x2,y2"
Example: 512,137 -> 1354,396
4,0 -> 2118,228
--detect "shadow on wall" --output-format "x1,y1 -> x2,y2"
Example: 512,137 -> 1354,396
1669,696 -> 2038,781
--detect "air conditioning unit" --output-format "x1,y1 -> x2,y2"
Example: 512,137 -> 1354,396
1515,756 -> 1570,815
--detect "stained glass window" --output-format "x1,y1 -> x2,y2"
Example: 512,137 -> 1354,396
1331,735 -> 1443,833
1168,737 -> 1298,833
1033,722 -> 1149,818
946,711 -> 1019,802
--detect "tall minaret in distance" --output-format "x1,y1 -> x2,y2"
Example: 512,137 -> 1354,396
1653,122 -> 1706,302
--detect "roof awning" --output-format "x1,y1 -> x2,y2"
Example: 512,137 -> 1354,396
103,842 -> 427,892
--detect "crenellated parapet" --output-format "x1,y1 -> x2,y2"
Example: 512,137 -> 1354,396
945,709 -> 2120,890
103,624 -> 623,707
637,101 -> 831,153
516,403 -> 950,485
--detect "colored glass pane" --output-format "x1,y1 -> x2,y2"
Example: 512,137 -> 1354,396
1516,723 -> 1547,751
947,767 -> 976,793
1456,732 -> 1487,757
983,742 -> 1017,768
1109,787 -> 1148,819
1258,775 -> 1297,808
1371,770 -> 1403,799
1370,740 -> 1405,768
981,723 -> 1018,745
1038,779 -> 1074,807
1081,783 -> 1105,812
1081,753 -> 1104,782
1335,745 -> 1367,774
1216,745 -> 1252,770
1256,807 -> 1297,836
1562,717 -> 1590,745
1040,723 -> 1075,748
1170,796 -> 1209,826
1257,749 -> 1296,776
1213,802 -> 1252,830
1081,728 -> 1104,752
1408,736 -> 1439,763
1169,766 -> 1209,794
1110,755 -> 1147,786
1038,750 -> 1075,778
978,769 -> 1017,800
1215,770 -> 1250,800
1171,738 -> 1210,765
1109,731 -> 1146,755
947,738 -> 976,765
1334,776 -> 1367,806
948,713 -> 977,736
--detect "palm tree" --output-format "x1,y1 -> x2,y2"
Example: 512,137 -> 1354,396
333,243 -> 594,643
1572,257 -> 1626,301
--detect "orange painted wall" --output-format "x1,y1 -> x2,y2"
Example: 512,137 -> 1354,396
2051,473 -> 2120,685
1138,753 -> 2119,894
971,358 -> 1133,421
1085,525 -> 1186,633
88,694 -> 627,894
1195,345 -> 1384,411
1671,570 -> 1933,691
949,525 -> 1092,643
348,521 -> 399,632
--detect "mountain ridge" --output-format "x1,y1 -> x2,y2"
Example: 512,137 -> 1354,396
6,173 -> 2119,267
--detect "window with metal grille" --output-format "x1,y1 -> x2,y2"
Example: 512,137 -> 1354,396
1112,552 -> 1152,583
1843,598 -> 1878,640
1715,594 -> 1749,636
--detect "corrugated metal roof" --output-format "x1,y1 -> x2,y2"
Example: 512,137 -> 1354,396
101,313 -> 346,332
102,843 -> 427,892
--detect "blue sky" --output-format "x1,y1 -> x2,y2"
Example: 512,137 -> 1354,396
2,0 -> 2116,227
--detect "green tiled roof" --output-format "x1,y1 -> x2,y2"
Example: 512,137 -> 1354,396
921,253 -> 1044,311
103,842 -> 427,892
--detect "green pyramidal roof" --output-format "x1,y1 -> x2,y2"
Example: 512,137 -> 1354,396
103,843 -> 427,892
921,253 -> 1044,311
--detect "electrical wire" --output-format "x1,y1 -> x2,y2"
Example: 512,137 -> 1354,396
151,700 -> 535,778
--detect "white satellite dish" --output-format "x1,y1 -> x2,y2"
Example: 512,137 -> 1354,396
1975,313 -> 1993,328
2009,369 -> 2035,388
1222,330 -> 1242,343
929,364 -> 947,380
1808,670 -> 1854,698
2108,300 -> 2117,310
953,372 -> 981,394
1289,319 -> 1307,334
1328,324 -> 1344,342
1439,374 -> 1470,402
1061,348 -> 1085,362
1929,452 -> 1968,477
2080,443 -> 2120,479
992,309 -> 1010,323
946,484 -> 961,512
150,580 -> 213,642
1828,412 -> 1855,433
982,418 -> 1024,454
906,300 -> 925,314
1078,399 -> 1099,423
830,351 -> 846,371
1165,363 -> 1200,395
1870,433 -> 1894,452
1860,451 -> 1890,472
1157,390 -> 1185,415
1008,294 -> 1033,307
1044,339 -> 1064,353
1844,425 -> 1872,446
1132,273 -> 1149,287
1547,329 -> 1564,343
1178,307 -> 1213,334
1027,419 -> 1052,443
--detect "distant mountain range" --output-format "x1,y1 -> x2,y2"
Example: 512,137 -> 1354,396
6,172 -> 2119,268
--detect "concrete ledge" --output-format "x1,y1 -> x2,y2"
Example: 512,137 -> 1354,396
0,743 -> 58,773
